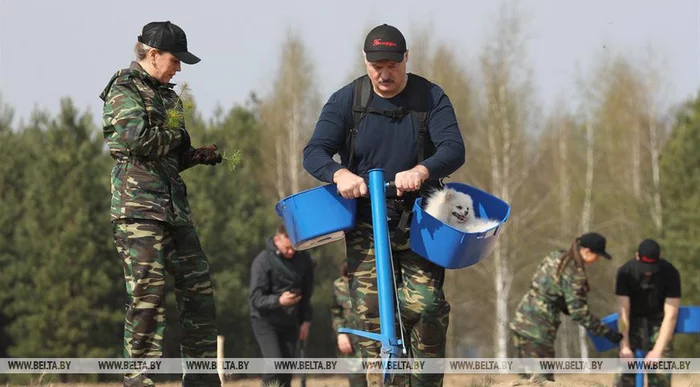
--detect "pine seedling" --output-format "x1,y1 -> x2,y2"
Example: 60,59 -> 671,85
166,83 -> 244,172
165,82 -> 195,130
222,149 -> 244,172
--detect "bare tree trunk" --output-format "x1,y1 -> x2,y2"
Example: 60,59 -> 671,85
579,119 -> 595,233
556,117 -> 575,358
495,84 -> 512,360
644,73 -> 663,232
493,246 -> 510,358
288,98 -> 301,194
558,121 -> 571,236
275,137 -> 285,200
479,2 -> 536,358
578,326 -> 589,360
632,120 -> 641,199
557,118 -> 571,358
649,118 -> 663,232
577,117 -> 595,361
487,108 -> 508,358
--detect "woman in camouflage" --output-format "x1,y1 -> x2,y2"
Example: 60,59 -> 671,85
509,232 -> 623,382
99,21 -> 223,387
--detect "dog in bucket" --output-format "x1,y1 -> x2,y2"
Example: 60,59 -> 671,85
423,187 -> 501,233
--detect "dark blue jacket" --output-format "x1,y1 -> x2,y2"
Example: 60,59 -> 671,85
303,74 -> 465,221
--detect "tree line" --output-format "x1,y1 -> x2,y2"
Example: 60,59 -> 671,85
0,5 -> 698,383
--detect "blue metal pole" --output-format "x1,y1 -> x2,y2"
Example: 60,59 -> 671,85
368,169 -> 397,354
635,349 -> 644,387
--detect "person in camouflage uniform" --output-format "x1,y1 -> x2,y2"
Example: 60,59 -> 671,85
509,232 -> 623,382
303,23 -> 465,387
99,21 -> 223,387
613,239 -> 681,387
331,262 -> 368,387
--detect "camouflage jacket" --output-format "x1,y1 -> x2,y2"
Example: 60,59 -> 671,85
509,250 -> 614,345
330,276 -> 359,334
99,62 -> 196,226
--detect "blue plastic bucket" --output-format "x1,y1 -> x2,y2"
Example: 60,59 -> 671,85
588,306 -> 700,352
675,306 -> 700,334
275,184 -> 357,250
588,313 -> 619,352
409,182 -> 511,269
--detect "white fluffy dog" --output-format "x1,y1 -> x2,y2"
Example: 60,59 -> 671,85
423,187 -> 501,233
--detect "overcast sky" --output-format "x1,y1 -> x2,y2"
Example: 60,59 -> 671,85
0,0 -> 698,127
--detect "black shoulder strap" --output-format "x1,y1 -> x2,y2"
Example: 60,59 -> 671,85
346,75 -> 373,173
405,73 -> 432,165
345,73 -> 434,173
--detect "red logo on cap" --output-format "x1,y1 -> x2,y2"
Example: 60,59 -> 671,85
373,39 -> 397,47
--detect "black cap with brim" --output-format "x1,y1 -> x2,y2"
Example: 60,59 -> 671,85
138,21 -> 201,65
638,238 -> 661,261
578,232 -> 612,260
365,51 -> 405,63
172,51 -> 201,65
363,24 -> 407,63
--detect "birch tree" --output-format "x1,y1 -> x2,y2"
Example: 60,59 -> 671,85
259,28 -> 320,199
427,40 -> 481,357
577,113 -> 596,360
568,50 -> 668,358
638,46 -> 668,233
537,105 -> 581,358
477,2 -> 542,358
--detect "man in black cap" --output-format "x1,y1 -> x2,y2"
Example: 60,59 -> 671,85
100,20 -> 222,387
303,23 -> 465,387
614,239 -> 681,387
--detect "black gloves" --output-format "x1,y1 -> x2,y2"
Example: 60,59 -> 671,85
604,330 -> 623,344
175,129 -> 222,167
191,144 -> 223,165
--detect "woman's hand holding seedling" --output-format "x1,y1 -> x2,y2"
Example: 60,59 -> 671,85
166,83 -> 244,171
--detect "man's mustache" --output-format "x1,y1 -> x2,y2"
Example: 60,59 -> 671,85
379,78 -> 394,84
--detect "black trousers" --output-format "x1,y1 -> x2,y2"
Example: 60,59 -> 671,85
251,318 -> 299,387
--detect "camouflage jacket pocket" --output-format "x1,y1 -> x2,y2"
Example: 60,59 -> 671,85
123,160 -> 169,194
115,159 -> 172,222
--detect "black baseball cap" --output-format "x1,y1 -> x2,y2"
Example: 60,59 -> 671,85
638,238 -> 661,262
578,232 -> 612,260
137,21 -> 200,65
363,24 -> 407,63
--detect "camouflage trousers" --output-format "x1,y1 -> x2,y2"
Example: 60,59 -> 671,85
614,319 -> 673,387
113,219 -> 220,387
510,331 -> 555,382
345,222 -> 450,387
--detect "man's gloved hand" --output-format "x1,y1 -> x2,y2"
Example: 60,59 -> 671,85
192,144 -> 223,166
604,330 -> 623,344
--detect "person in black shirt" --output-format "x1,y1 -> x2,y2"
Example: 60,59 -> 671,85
614,238 -> 681,387
248,224 -> 315,387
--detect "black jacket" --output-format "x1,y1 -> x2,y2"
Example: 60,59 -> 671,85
248,237 -> 315,328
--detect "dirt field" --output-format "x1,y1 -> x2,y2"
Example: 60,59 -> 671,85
9,374 -> 699,387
